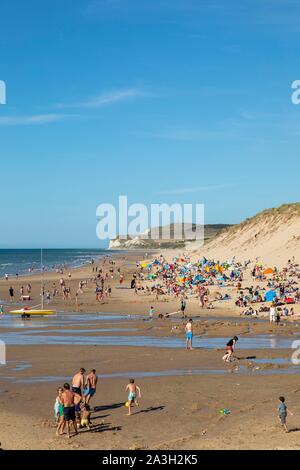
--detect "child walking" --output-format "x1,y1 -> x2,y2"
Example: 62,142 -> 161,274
278,397 -> 293,433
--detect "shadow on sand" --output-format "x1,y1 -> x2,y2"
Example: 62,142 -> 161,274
134,406 -> 165,415
80,423 -> 122,434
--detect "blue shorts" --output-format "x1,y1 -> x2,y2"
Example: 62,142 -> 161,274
186,332 -> 193,340
128,392 -> 137,402
280,413 -> 287,425
84,388 -> 96,398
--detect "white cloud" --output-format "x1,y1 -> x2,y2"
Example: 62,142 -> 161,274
0,114 -> 67,126
56,88 -> 144,109
149,127 -> 237,141
155,183 -> 237,195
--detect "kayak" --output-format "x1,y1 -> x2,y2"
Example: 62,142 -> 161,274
8,309 -> 56,316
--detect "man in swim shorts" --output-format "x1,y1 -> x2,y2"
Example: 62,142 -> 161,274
185,319 -> 194,350
84,369 -> 98,405
60,383 -> 78,439
72,368 -> 86,396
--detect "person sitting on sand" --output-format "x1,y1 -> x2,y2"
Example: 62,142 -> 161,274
125,379 -> 142,416
185,319 -> 194,350
80,404 -> 92,430
223,337 -> 239,363
72,368 -> 86,397
58,383 -> 78,439
278,397 -> 293,433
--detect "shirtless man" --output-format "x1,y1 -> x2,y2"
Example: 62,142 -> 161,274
59,383 -> 78,439
84,369 -> 98,405
72,368 -> 86,397
185,319 -> 194,350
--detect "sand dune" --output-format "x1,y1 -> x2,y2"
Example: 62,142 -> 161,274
190,203 -> 300,266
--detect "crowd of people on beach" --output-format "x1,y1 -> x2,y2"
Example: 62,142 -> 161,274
132,254 -> 300,324
2,252 -> 300,438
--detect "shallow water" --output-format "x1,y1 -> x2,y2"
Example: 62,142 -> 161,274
19,328 -> 138,335
0,312 -> 142,328
0,330 -> 297,349
2,365 -> 300,384
10,361 -> 32,372
0,311 -> 298,351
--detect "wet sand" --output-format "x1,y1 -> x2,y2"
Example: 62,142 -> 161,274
2,344 -> 300,450
1,252 -> 300,450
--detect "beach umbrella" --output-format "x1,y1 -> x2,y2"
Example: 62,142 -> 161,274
265,290 -> 277,302
141,260 -> 150,268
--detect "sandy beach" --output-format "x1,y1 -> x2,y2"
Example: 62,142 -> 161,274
1,249 -> 300,450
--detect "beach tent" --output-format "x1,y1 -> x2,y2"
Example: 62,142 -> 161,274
265,290 -> 277,302
140,260 -> 150,268
264,268 -> 274,275
146,274 -> 157,280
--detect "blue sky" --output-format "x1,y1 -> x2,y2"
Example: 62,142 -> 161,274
1,0 -> 300,248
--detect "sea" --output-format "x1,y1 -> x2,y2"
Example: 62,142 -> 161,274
0,249 -> 108,278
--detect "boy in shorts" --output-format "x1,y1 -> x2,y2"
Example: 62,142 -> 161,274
278,397 -> 293,433
185,319 -> 194,350
125,379 -> 142,416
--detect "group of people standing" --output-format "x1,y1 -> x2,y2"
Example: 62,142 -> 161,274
54,368 -> 98,438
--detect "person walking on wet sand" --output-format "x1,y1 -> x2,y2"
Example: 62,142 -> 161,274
125,379 -> 142,416
185,319 -> 194,350
270,305 -> 277,324
180,298 -> 187,318
84,369 -> 98,405
59,383 -> 78,439
223,337 -> 239,363
149,305 -> 154,321
72,368 -> 86,396
278,397 -> 293,433
9,286 -> 14,302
